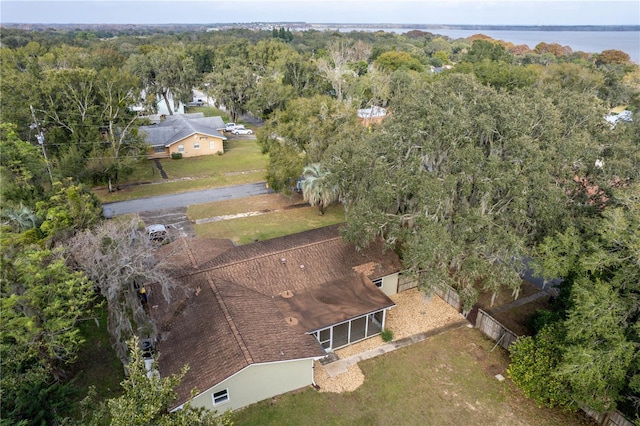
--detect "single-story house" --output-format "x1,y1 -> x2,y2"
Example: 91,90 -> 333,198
357,106 -> 387,126
140,113 -> 227,159
148,224 -> 403,413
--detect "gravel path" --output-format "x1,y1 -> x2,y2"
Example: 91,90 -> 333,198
314,288 -> 466,393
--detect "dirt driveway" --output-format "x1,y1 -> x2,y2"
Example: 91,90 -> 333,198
138,207 -> 195,239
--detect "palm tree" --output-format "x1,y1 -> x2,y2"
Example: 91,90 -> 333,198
1,204 -> 40,232
301,163 -> 340,215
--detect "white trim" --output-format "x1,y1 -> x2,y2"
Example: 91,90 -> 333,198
307,306 -> 395,334
169,404 -> 184,413
165,132 -> 227,146
308,307 -> 394,351
212,388 -> 229,406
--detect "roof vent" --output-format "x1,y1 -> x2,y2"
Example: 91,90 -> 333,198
281,258 -> 287,264
281,290 -> 294,298
300,264 -> 305,269
285,316 -> 298,325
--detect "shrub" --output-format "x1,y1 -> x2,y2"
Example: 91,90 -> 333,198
171,153 -> 183,159
381,329 -> 393,342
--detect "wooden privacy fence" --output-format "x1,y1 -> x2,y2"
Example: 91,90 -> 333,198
397,273 -> 418,292
434,284 -> 461,312
475,309 -> 519,350
582,406 -> 635,426
398,273 -> 461,312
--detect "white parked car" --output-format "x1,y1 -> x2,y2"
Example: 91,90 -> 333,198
224,123 -> 238,132
232,127 -> 253,135
145,224 -> 168,243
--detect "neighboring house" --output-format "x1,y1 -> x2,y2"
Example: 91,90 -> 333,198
148,224 -> 403,413
130,88 -> 185,117
140,113 -> 227,159
357,106 -> 387,126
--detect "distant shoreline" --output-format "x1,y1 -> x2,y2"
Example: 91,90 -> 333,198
2,23 -> 639,32
307,24 -> 640,32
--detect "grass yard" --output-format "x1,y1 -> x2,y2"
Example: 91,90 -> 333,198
94,138 -> 267,203
66,303 -> 124,418
233,327 -> 594,426
184,105 -> 231,120
193,201 -> 345,245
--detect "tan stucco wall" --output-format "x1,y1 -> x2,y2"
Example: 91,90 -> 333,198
167,134 -> 224,158
188,358 -> 315,413
379,272 -> 400,296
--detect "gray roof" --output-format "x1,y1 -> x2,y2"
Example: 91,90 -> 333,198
139,114 -> 227,147
357,106 -> 387,119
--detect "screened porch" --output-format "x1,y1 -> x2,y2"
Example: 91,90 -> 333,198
310,309 -> 387,351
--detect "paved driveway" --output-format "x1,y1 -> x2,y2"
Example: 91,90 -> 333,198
102,182 -> 273,216
103,182 -> 274,238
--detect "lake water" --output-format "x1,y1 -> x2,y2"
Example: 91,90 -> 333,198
335,28 -> 640,63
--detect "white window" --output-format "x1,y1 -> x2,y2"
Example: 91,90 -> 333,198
372,278 -> 383,288
178,145 -> 184,153
194,142 -> 200,149
212,389 -> 229,405
209,141 -> 216,149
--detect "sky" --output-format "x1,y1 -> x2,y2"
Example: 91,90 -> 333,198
1,0 -> 639,26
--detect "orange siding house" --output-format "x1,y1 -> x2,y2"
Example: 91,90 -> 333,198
140,113 -> 227,159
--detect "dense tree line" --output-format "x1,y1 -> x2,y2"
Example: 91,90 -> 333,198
1,25 -> 639,423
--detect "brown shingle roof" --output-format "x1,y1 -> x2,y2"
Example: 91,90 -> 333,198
155,237 -> 236,275
150,225 -> 403,407
151,274 -> 249,406
275,272 -> 395,332
200,224 -> 402,296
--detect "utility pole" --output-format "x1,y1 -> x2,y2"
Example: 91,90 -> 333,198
30,105 -> 54,185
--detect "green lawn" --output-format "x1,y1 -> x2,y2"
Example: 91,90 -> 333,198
66,303 -> 124,418
95,138 -> 268,202
184,105 -> 231,120
194,202 -> 345,245
233,327 -> 594,426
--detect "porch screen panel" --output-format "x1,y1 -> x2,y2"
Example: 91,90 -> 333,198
318,329 -> 331,350
349,316 -> 367,343
332,322 -> 349,349
366,312 -> 383,337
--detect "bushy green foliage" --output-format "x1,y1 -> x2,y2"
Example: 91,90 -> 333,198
0,123 -> 49,207
508,325 -> 574,409
532,186 -> 640,416
1,247 -> 95,424
381,329 -> 394,342
35,178 -> 103,241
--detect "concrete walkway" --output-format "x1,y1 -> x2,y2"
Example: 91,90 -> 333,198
322,321 -> 469,377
